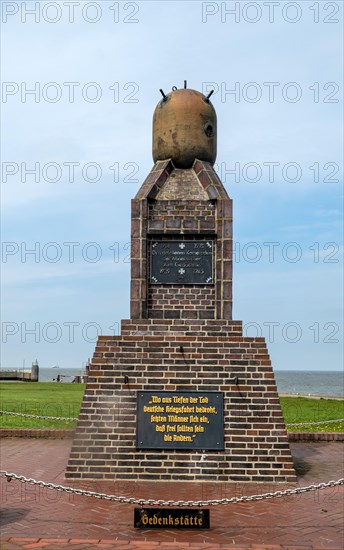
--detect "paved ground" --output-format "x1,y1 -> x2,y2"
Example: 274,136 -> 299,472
0,439 -> 343,549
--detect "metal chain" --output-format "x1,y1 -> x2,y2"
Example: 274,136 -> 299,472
1,409 -> 343,426
0,410 -> 77,421
0,470 -> 343,507
287,418 -> 344,426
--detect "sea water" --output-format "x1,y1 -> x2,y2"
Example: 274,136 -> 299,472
38,368 -> 344,397
274,370 -> 343,397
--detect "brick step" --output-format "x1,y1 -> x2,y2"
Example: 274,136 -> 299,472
120,318 -> 243,337
93,337 -> 270,362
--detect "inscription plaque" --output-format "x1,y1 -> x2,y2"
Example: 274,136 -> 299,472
134,508 -> 210,529
150,240 -> 213,284
136,391 -> 224,450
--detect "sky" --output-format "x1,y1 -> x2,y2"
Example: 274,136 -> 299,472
1,0 -> 343,372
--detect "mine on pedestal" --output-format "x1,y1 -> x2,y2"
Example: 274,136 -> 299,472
66,86 -> 296,483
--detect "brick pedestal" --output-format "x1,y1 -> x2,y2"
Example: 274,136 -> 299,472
66,319 -> 296,482
66,156 -> 296,483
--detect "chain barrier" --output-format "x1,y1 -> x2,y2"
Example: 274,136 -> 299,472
1,410 -> 343,426
0,471 -> 343,507
287,418 -> 344,426
0,410 -> 78,421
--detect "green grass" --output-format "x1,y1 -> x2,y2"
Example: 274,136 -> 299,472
0,382 -> 85,428
280,396 -> 344,432
0,383 -> 343,431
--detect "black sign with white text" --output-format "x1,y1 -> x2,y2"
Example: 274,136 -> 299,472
150,240 -> 213,284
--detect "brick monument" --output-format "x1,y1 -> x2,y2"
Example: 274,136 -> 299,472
66,86 -> 296,483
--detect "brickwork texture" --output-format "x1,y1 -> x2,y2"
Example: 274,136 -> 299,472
66,320 -> 296,482
130,159 -> 232,320
66,157 -> 296,483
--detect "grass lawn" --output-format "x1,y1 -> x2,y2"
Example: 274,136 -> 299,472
0,383 -> 343,431
0,382 -> 84,428
280,396 -> 343,432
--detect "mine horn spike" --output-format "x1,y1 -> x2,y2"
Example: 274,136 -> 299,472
159,89 -> 167,100
184,80 -> 187,89
204,89 -> 214,102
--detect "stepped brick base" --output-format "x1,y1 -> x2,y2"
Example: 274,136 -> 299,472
66,320 -> 296,483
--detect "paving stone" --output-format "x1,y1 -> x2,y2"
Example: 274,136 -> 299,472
68,539 -> 99,544
8,539 -> 41,543
1,439 -> 343,549
22,543 -> 49,549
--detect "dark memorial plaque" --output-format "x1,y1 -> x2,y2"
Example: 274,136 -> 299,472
136,391 -> 224,450
134,507 -> 210,529
150,240 -> 213,284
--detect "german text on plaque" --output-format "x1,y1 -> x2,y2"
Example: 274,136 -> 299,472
134,508 -> 210,529
136,391 -> 224,450
150,241 -> 213,284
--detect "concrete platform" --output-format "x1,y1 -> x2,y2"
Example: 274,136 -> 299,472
0,438 -> 343,549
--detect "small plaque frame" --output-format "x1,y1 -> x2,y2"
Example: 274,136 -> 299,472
150,240 -> 213,284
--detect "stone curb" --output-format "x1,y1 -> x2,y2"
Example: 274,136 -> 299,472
0,428 -> 343,440
287,431 -> 344,441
